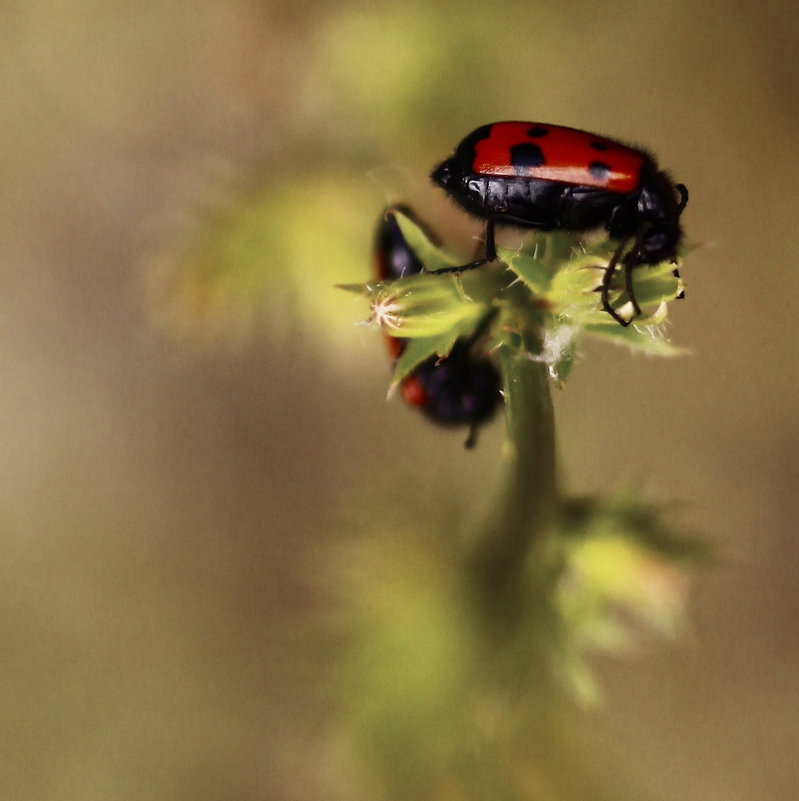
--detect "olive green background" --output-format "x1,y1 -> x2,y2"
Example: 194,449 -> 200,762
1,1 -> 796,799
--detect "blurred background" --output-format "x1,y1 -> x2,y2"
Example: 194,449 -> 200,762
1,0 -> 796,799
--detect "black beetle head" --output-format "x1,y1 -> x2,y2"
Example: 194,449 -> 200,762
430,158 -> 457,191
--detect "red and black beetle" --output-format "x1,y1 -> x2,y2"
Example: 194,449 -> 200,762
374,207 -> 501,447
431,121 -> 688,325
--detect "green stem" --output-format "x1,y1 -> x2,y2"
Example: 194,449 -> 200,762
467,347 -> 557,618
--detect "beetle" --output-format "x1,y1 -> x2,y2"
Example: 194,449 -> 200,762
430,121 -> 688,325
374,207 -> 501,447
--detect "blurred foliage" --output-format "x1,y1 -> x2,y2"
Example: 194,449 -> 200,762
148,171 -> 379,346
327,490 -> 704,801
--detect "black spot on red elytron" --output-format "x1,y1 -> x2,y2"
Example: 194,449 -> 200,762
457,124 -> 494,173
510,143 -> 545,173
471,123 -> 493,143
590,140 -> 609,151
527,126 -> 548,138
588,161 -> 611,181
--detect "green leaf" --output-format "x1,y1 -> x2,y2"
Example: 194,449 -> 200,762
390,332 -> 460,385
390,207 -> 460,272
584,320 -> 687,356
336,282 -> 373,295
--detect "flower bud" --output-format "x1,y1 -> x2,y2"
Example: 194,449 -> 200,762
370,273 -> 488,339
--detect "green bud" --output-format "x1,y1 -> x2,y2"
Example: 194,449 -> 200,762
370,273 -> 488,339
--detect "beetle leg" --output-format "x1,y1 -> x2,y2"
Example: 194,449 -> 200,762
426,218 -> 497,275
623,258 -> 641,319
463,422 -> 479,449
616,225 -> 650,323
484,217 -> 497,261
672,266 -> 685,299
600,238 -> 632,326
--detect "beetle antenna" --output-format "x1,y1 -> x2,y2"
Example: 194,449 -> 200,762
675,183 -> 689,214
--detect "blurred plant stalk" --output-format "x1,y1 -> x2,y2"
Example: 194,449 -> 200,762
332,211 -> 704,801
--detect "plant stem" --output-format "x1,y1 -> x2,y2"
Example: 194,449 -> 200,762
466,347 -> 557,620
